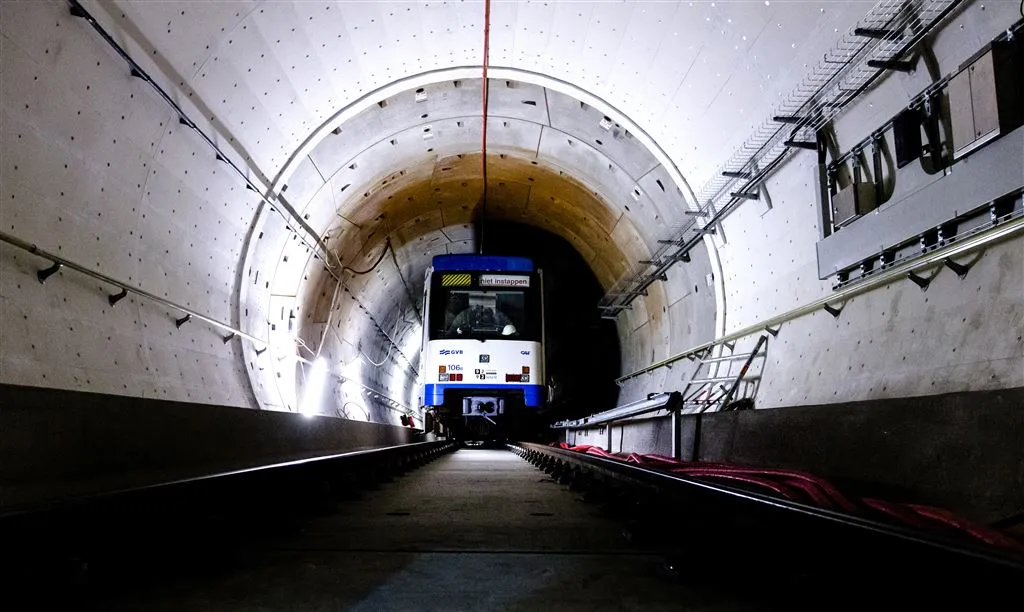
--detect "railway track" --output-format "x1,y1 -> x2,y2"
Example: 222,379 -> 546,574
1,441 -> 1020,609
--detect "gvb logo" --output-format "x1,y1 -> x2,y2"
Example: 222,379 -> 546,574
439,349 -> 464,356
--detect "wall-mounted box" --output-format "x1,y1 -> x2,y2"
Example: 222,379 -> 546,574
948,39 -> 1023,160
892,108 -> 923,169
832,182 -> 876,227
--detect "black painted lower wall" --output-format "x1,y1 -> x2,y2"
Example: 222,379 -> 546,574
0,384 -> 419,511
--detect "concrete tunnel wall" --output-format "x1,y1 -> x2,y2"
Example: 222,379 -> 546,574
2,1 -> 1021,432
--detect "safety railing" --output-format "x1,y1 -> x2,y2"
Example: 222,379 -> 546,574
551,392 -> 682,454
0,229 -> 266,347
616,210 -> 1024,384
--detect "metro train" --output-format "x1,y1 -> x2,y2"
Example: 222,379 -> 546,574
421,254 -> 545,440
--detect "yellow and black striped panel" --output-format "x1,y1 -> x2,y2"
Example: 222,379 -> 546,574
441,273 -> 472,287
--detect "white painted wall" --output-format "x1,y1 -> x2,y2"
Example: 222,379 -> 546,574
2,1 -> 1018,421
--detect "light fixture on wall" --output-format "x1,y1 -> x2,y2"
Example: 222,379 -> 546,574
300,358 -> 328,417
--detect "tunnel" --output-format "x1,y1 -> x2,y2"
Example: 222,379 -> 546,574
2,0 -> 1023,605
257,75 -> 685,423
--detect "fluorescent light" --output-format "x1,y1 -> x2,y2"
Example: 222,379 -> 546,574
300,358 -> 328,417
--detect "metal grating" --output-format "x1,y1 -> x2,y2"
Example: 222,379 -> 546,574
598,0 -> 964,318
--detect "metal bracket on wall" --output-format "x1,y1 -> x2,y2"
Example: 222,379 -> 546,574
943,257 -> 973,279
867,59 -> 916,73
907,270 -> 933,290
823,303 -> 845,318
175,314 -> 193,329
784,140 -> 819,150
854,27 -> 903,39
36,262 -> 62,284
597,1 -> 966,318
1,230 -> 268,348
108,288 -> 128,306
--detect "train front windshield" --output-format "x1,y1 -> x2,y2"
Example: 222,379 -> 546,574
429,274 -> 541,341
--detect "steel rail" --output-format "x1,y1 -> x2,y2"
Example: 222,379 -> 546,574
617,212 -> 1024,383
0,230 -> 267,347
512,442 -> 1024,573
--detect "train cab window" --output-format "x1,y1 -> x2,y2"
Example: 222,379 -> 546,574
444,291 -> 524,338
429,274 -> 540,341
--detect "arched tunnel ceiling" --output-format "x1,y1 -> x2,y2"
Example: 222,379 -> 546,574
254,76 -> 689,414
92,0 -> 870,196
288,79 -> 681,293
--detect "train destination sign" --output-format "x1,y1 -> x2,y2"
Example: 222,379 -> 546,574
479,274 -> 530,288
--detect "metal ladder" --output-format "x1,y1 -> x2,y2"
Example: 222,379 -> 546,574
680,335 -> 769,414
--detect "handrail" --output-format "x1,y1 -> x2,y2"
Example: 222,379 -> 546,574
617,212 -> 1024,383
0,230 -> 267,347
552,392 -> 681,429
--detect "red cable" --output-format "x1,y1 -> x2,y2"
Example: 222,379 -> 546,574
552,442 -> 1022,549
480,0 -> 491,234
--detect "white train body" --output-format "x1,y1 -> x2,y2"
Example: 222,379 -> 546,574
421,255 -> 545,419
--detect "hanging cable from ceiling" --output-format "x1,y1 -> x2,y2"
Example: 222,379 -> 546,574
479,0 -> 492,254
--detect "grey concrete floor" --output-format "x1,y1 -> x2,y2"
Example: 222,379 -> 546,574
104,449 -> 765,611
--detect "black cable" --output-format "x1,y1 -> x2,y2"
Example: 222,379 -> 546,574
343,238 -> 391,275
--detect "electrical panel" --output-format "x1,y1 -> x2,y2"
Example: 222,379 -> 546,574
949,39 -> 1023,160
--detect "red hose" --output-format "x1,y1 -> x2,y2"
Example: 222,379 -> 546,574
552,442 -> 1021,550
480,0 -> 491,229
